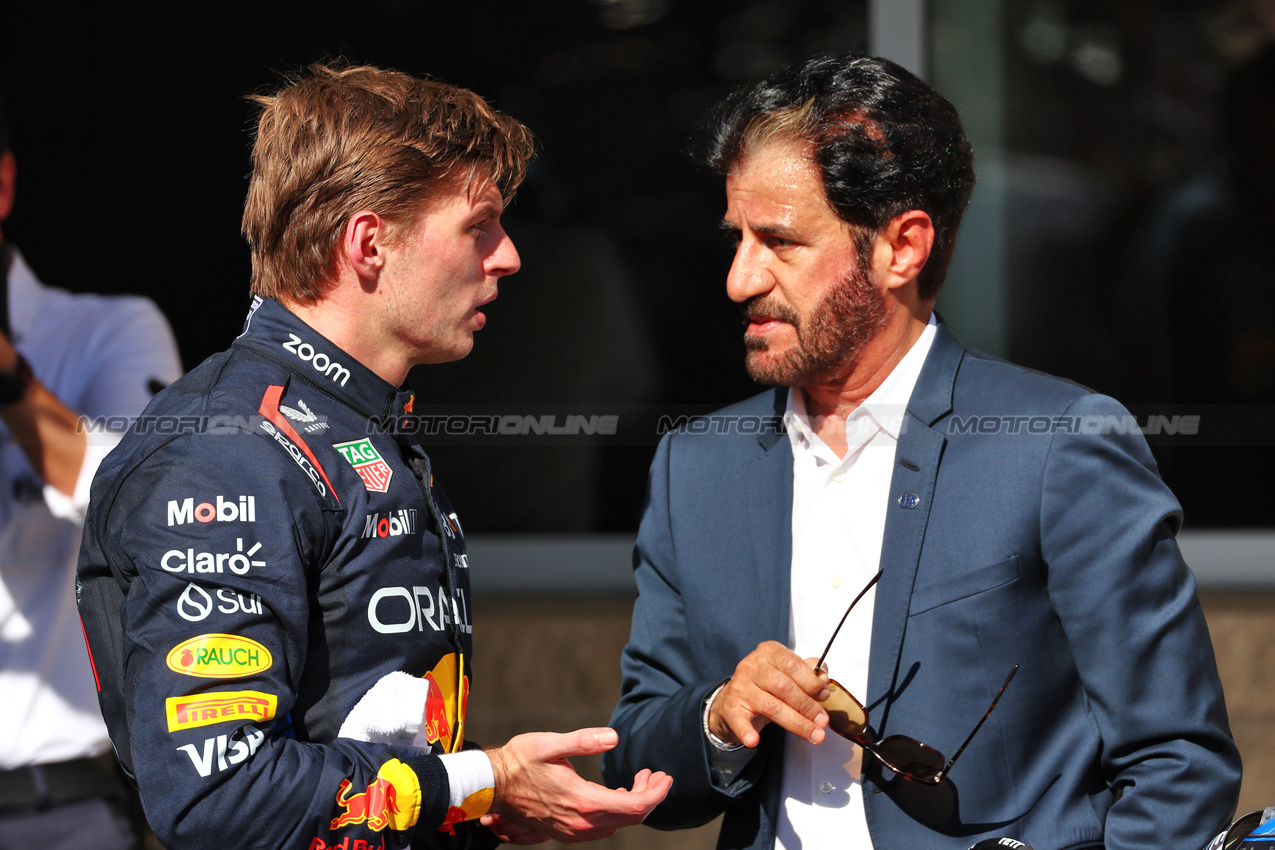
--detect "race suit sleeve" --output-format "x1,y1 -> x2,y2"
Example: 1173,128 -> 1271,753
1039,393 -> 1241,850
602,432 -> 776,830
90,430 -> 455,850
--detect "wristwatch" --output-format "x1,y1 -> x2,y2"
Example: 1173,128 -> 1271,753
0,354 -> 34,406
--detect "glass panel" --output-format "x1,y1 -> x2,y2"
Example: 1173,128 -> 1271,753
931,0 -> 1275,527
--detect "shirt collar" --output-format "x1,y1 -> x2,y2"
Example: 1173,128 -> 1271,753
233,296 -> 414,420
784,313 -> 938,453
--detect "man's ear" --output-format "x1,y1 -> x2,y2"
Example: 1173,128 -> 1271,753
341,210 -> 389,283
0,152 -> 16,225
873,209 -> 934,295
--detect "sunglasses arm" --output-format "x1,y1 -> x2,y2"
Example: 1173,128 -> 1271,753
815,569 -> 883,671
935,664 -> 1019,782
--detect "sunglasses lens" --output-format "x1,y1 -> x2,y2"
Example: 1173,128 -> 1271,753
820,679 -> 868,739
874,735 -> 946,783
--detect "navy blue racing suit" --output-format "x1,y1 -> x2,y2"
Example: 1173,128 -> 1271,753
78,297 -> 489,850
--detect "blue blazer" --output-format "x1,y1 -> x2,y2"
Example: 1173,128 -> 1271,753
603,323 -> 1241,850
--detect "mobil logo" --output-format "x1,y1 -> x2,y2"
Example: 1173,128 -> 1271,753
167,495 -> 256,526
361,509 -> 417,539
165,634 -> 272,679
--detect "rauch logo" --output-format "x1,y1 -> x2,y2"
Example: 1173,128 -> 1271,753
165,634 -> 272,679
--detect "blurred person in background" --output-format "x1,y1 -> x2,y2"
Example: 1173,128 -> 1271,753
0,89 -> 183,849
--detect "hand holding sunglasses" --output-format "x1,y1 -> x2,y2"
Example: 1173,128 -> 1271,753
815,568 -> 1018,785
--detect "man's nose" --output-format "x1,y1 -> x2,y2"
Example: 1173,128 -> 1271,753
726,242 -> 772,303
488,226 -> 521,277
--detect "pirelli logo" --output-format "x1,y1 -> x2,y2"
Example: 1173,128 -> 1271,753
165,690 -> 278,732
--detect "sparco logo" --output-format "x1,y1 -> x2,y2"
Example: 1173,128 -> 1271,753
260,420 -> 326,497
162,538 -> 265,575
361,509 -> 418,539
167,496 -> 256,526
283,333 -> 350,386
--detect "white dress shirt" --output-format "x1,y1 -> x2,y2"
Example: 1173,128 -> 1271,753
0,248 -> 182,768
774,314 -> 936,850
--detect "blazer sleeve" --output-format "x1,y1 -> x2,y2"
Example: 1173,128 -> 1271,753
1039,393 -> 1242,849
602,432 -> 775,830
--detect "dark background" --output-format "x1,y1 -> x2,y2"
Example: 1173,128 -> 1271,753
3,1 -> 1272,531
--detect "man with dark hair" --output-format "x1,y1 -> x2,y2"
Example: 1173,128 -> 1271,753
602,53 -> 1240,850
77,64 -> 669,850
0,90 -> 183,848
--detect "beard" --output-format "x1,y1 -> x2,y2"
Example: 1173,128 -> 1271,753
740,259 -> 888,387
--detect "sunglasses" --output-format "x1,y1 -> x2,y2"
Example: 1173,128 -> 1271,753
1208,809 -> 1275,850
814,569 -> 1018,785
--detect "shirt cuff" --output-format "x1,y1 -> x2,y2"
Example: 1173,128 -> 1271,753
43,421 -> 121,522
703,682 -> 757,788
438,749 -> 495,826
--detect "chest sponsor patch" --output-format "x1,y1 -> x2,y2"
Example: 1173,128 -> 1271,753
333,438 -> 394,493
166,689 -> 278,732
165,634 -> 272,679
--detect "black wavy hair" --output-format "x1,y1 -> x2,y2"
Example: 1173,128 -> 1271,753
698,53 -> 975,300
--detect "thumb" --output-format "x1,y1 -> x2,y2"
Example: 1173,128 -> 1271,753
550,726 -> 619,757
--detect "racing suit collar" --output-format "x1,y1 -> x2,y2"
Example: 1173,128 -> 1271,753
233,297 -> 414,421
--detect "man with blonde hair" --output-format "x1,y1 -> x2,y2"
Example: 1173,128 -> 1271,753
78,64 -> 670,850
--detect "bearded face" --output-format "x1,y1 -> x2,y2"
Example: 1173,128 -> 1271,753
740,253 -> 888,387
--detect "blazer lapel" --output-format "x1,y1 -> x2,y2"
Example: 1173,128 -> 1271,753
742,388 -> 794,648
868,323 -> 964,724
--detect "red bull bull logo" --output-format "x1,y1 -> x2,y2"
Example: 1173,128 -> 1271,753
331,778 -> 399,831
329,760 -> 419,833
421,654 -> 469,752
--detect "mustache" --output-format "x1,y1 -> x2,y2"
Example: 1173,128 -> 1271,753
740,295 -> 802,329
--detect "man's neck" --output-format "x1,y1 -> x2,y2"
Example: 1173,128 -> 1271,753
282,293 -> 411,388
800,305 -> 931,456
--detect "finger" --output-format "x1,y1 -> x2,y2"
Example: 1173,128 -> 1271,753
720,679 -> 828,746
480,813 -> 551,842
538,726 -> 620,759
803,657 -> 833,700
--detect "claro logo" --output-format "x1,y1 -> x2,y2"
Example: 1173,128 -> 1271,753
283,333 -> 350,386
165,634 -> 272,678
167,496 -> 256,526
161,539 -> 265,576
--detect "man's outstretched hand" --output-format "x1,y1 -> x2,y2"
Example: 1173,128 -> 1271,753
481,727 -> 672,844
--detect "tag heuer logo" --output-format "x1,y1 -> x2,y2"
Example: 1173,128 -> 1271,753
333,438 -> 393,493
